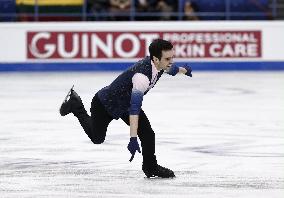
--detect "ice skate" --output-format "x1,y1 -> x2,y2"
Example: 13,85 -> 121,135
59,85 -> 82,116
143,164 -> 175,178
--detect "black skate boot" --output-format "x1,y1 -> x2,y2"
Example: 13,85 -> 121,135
143,164 -> 175,178
59,85 -> 83,116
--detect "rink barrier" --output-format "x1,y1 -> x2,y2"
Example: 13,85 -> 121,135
0,61 -> 284,71
1,21 -> 284,71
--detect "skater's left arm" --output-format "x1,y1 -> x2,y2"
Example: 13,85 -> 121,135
167,64 -> 193,77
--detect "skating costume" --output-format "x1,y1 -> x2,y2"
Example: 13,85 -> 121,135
98,56 -> 163,119
59,55 -> 191,177
96,56 -> 163,168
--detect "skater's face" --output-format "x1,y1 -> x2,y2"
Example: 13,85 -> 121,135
154,49 -> 174,71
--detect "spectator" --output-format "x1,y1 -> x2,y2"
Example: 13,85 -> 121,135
154,0 -> 177,20
87,0 -> 109,21
135,0 -> 156,12
135,0 -> 156,20
0,0 -> 16,22
109,0 -> 131,21
183,0 -> 199,20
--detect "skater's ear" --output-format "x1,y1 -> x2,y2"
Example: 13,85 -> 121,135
153,56 -> 160,64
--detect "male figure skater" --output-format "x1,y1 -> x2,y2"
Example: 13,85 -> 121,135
60,39 -> 192,178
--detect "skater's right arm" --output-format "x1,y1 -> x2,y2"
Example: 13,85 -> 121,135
127,73 -> 149,161
130,115 -> 139,137
129,73 -> 149,131
128,114 -> 140,162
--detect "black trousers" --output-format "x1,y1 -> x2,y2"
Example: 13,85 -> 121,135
74,93 -> 157,168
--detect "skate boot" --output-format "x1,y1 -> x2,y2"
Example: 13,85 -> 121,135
59,85 -> 83,116
143,164 -> 175,178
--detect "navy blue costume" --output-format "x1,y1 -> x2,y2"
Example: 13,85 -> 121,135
74,56 -> 165,169
98,56 -> 163,119
66,52 -> 192,175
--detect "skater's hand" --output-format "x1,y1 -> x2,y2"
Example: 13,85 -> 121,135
127,137 -> 141,162
167,65 -> 179,76
183,65 -> 192,77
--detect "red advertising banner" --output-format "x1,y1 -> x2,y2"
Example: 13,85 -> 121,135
27,31 -> 262,59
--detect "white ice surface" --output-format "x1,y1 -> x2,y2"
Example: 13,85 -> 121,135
0,71 -> 284,197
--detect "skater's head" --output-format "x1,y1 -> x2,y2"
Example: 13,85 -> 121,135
149,39 -> 174,71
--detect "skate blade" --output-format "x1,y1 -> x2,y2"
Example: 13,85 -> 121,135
145,176 -> 175,180
62,85 -> 74,103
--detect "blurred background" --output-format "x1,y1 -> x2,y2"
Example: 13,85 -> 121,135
1,0 -> 284,71
0,0 -> 283,22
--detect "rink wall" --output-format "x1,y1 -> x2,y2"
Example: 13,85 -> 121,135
0,21 -> 284,71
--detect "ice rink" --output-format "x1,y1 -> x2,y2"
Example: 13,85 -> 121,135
0,71 -> 284,197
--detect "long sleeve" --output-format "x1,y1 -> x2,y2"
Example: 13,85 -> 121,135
129,73 -> 150,115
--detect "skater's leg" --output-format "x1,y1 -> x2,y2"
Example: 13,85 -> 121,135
67,91 -> 92,135
87,93 -> 113,144
121,110 -> 175,178
121,110 -> 157,167
60,88 -> 113,144
59,87 -> 91,133
74,93 -> 113,144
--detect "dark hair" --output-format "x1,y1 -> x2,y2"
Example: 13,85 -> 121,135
149,39 -> 173,61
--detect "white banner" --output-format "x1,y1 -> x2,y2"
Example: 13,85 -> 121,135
0,21 -> 284,62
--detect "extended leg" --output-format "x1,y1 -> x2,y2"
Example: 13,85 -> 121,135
87,94 -> 113,144
60,88 -> 113,144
